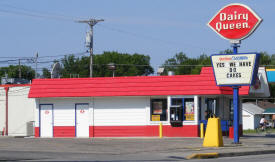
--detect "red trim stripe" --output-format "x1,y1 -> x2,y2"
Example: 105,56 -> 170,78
35,127 -> 39,137
53,126 -> 75,137
34,125 -> 201,138
93,125 -> 199,137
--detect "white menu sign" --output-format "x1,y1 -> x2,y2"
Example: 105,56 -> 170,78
211,53 -> 259,86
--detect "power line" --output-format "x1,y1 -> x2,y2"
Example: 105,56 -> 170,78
38,51 -> 89,59
0,51 -> 89,59
0,51 -> 89,70
0,8 -> 70,21
3,60 -> 275,68
0,3 -> 82,21
1,3 -> 275,56
98,24 -> 218,52
0,6 -> 225,53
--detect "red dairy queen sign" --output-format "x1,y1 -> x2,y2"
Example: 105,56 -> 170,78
208,3 -> 262,41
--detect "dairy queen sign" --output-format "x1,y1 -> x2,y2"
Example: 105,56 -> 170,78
208,3 -> 262,41
208,3 -> 262,144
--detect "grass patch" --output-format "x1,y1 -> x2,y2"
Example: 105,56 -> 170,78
243,128 -> 275,134
243,129 -> 258,134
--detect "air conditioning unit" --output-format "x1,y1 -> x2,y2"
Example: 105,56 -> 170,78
26,121 -> 35,137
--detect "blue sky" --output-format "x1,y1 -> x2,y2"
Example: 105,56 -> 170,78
0,0 -> 274,72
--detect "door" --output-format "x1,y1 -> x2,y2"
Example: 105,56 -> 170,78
40,104 -> 53,137
76,104 -> 89,137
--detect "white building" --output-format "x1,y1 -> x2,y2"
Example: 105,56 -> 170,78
0,85 -> 35,136
242,103 -> 264,130
28,67 -> 255,138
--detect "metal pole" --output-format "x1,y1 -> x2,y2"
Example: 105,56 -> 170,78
76,18 -> 104,78
232,43 -> 240,144
35,52 -> 38,79
5,87 -> 9,136
233,86 -> 239,143
89,26 -> 94,78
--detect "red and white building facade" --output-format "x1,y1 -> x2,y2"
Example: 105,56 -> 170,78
27,67 -> 268,138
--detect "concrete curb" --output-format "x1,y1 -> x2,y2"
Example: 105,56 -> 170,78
186,150 -> 275,159
219,149 -> 275,158
186,153 -> 219,159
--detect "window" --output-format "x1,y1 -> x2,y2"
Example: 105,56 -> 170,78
171,98 -> 183,106
198,97 -> 202,121
151,99 -> 167,121
170,98 -> 195,121
205,98 -> 218,118
230,99 -> 234,121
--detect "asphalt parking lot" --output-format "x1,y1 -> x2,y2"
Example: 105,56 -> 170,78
1,135 -> 275,161
0,137 -> 204,161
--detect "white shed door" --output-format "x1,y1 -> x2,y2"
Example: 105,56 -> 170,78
76,104 -> 89,137
40,105 -> 53,137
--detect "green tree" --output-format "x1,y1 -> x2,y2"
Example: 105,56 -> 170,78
259,52 -> 271,66
60,51 -> 154,78
61,55 -> 89,78
219,49 -> 233,54
0,65 -> 35,81
94,52 -> 153,77
162,52 -> 210,75
42,68 -> 51,78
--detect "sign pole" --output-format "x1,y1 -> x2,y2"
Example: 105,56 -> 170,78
233,87 -> 239,143
232,42 -> 240,144
232,43 -> 240,54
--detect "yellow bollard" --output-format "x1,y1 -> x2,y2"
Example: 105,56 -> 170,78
200,123 -> 204,138
159,122 -> 163,138
203,117 -> 223,147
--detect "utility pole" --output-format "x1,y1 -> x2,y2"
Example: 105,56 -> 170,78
76,18 -> 104,77
35,52 -> 38,79
18,59 -> 21,79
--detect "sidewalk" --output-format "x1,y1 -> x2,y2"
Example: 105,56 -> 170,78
186,133 -> 275,159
